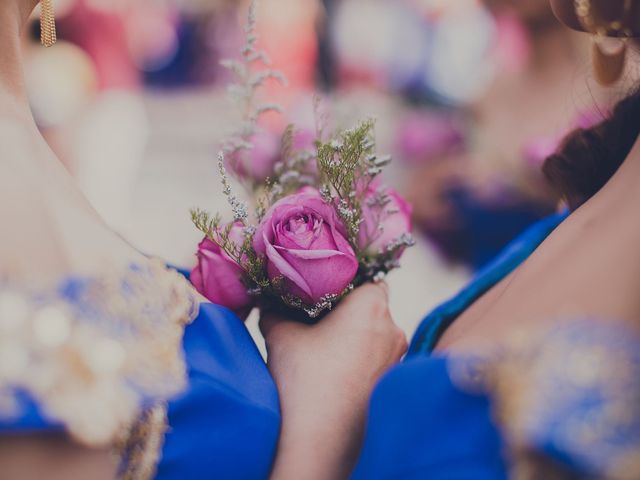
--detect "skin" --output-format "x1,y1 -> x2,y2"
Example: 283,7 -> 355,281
437,0 -> 640,352
469,0 -> 593,195
0,435 -> 117,480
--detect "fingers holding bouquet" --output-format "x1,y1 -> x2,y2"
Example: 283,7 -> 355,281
259,282 -> 407,415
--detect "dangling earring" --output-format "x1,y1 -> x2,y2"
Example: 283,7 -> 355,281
592,36 -> 627,86
40,0 -> 57,48
574,0 -> 632,86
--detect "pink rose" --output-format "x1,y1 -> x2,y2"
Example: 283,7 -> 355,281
253,188 -> 359,305
228,130 -> 280,182
358,186 -> 413,258
191,223 -> 252,312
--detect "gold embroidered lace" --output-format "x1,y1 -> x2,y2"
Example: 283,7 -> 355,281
0,258 -> 198,449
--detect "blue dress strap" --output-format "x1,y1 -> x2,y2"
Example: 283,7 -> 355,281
408,211 -> 568,357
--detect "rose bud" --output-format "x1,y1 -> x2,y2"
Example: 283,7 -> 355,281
358,185 -> 413,259
226,130 -> 281,183
190,223 -> 252,313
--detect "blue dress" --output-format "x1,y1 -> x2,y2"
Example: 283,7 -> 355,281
353,210 -> 640,479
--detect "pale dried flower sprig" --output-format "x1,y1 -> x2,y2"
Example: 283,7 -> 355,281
316,122 -> 415,285
221,0 -> 287,185
217,152 -> 249,223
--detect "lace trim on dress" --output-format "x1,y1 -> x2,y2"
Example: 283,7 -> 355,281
449,321 -> 640,480
0,258 -> 198,448
116,404 -> 169,480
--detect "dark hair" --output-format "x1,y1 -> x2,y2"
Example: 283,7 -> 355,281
543,89 -> 640,210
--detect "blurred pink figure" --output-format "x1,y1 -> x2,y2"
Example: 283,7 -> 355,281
523,110 -> 603,169
59,1 -> 140,90
492,12 -> 531,74
396,112 -> 464,166
254,0 -> 320,130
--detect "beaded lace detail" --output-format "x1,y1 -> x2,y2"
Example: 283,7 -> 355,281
0,258 -> 198,447
449,321 -> 640,480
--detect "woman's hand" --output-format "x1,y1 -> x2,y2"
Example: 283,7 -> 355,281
260,283 -> 407,480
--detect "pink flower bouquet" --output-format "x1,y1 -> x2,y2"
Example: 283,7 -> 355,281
189,1 -> 413,319
191,122 -> 414,319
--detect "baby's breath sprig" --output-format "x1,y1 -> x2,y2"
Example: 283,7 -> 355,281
221,0 -> 287,187
217,152 -> 249,223
313,94 -> 328,142
356,232 -> 416,284
279,284 -> 355,319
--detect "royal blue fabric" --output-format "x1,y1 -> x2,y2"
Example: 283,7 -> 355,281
156,303 -> 280,480
352,356 -> 507,480
352,212 -> 569,479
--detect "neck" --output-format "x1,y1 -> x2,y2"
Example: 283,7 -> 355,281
596,135 -> 640,209
615,135 -> 640,186
0,0 -> 37,119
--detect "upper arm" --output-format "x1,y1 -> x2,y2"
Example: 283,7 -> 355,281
0,434 -> 118,480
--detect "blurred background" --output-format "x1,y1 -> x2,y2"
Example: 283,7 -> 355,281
24,0 -> 614,338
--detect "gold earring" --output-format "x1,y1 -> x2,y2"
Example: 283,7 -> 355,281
592,37 -> 627,86
574,0 -> 632,86
40,0 -> 57,48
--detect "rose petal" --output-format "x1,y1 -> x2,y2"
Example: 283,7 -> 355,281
279,248 -> 358,303
274,246 -> 346,260
264,232 -> 314,298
